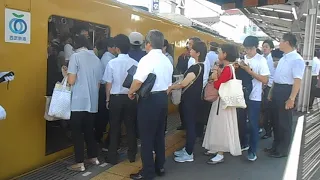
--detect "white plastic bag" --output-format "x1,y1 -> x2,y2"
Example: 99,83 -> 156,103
48,78 -> 71,120
44,96 -> 60,121
219,65 -> 247,109
0,105 -> 6,120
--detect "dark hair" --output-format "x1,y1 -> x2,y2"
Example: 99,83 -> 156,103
271,48 -> 284,59
256,48 -> 262,55
95,38 -> 107,51
74,35 -> 93,49
189,37 -> 201,43
61,34 -> 72,44
220,44 -> 239,62
192,41 -> 207,62
105,37 -> 115,48
243,36 -> 259,48
282,33 -> 297,48
210,46 -> 218,51
263,39 -> 275,49
315,51 -> 320,59
114,34 -> 131,54
163,39 -> 173,56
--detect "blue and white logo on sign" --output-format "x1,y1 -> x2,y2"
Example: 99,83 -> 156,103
9,13 -> 28,34
5,8 -> 31,44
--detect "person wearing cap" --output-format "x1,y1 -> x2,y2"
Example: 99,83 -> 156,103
129,30 -> 173,180
239,36 -> 270,162
268,33 -> 305,158
128,32 -> 147,62
309,51 -> 320,109
261,40 -> 275,140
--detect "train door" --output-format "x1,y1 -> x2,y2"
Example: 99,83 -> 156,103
45,15 -> 110,155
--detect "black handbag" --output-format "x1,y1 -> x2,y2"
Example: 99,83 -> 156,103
122,65 -> 138,89
137,73 -> 156,98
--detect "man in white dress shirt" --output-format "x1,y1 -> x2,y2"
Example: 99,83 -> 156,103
129,30 -> 173,180
102,34 -> 138,165
239,36 -> 270,162
269,33 -> 305,158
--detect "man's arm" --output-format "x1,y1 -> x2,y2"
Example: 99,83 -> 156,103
289,79 -> 301,101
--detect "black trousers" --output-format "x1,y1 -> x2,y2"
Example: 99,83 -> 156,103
262,86 -> 274,136
138,92 -> 167,180
95,85 -> 109,143
272,83 -> 293,155
178,102 -> 185,128
309,76 -> 318,108
196,100 -> 212,138
70,111 -> 98,163
108,95 -> 137,164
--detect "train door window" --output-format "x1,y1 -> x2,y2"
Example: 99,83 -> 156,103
46,15 -> 110,155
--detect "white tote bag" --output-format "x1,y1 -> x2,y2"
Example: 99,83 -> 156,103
219,65 -> 247,109
44,96 -> 60,121
48,78 -> 71,120
0,105 -> 6,120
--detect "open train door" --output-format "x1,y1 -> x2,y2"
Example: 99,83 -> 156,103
207,0 -> 289,10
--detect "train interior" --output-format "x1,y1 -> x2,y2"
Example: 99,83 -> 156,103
45,15 -> 110,155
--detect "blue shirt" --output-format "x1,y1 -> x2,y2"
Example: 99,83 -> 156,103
128,49 -> 147,62
205,51 -> 218,70
273,50 -> 305,85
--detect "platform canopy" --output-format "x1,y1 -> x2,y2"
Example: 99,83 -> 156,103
207,0 -> 320,45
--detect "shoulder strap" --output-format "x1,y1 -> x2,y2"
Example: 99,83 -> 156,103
182,64 -> 202,94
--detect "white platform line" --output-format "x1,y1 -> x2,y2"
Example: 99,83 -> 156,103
283,115 -> 305,180
82,172 -> 92,176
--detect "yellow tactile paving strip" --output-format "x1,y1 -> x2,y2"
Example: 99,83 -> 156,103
91,131 -> 186,180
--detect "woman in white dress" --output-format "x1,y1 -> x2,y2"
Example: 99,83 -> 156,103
202,44 -> 242,164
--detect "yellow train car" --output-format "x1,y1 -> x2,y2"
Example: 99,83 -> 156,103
0,0 -> 231,179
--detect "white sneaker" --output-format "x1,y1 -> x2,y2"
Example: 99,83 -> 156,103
174,152 -> 194,163
174,148 -> 186,157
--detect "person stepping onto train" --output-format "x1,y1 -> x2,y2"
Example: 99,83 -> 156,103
268,33 -> 305,158
168,41 -> 207,163
63,35 -> 104,172
103,34 -> 138,165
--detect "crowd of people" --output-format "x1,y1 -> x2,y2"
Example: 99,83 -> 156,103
47,25 -> 308,179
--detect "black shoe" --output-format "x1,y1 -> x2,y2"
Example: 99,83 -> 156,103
130,172 -> 144,180
264,147 -> 275,153
155,168 -> 165,177
268,151 -> 287,158
104,156 -> 118,165
261,134 -> 272,139
177,125 -> 185,130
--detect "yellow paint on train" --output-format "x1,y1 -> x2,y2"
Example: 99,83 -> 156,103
0,0 -> 231,179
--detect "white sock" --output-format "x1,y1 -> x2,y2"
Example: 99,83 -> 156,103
211,154 -> 224,161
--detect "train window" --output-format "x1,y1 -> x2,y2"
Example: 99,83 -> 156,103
45,15 -> 110,155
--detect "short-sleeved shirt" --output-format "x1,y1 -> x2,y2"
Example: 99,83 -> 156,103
64,44 -> 74,61
265,53 -> 275,87
188,57 -> 210,88
312,57 -> 320,76
165,52 -> 174,65
245,53 -> 270,101
182,63 -> 204,102
134,49 -> 173,92
103,54 -> 138,94
101,51 -> 116,72
67,48 -> 103,113
205,51 -> 218,70
274,50 -> 305,84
